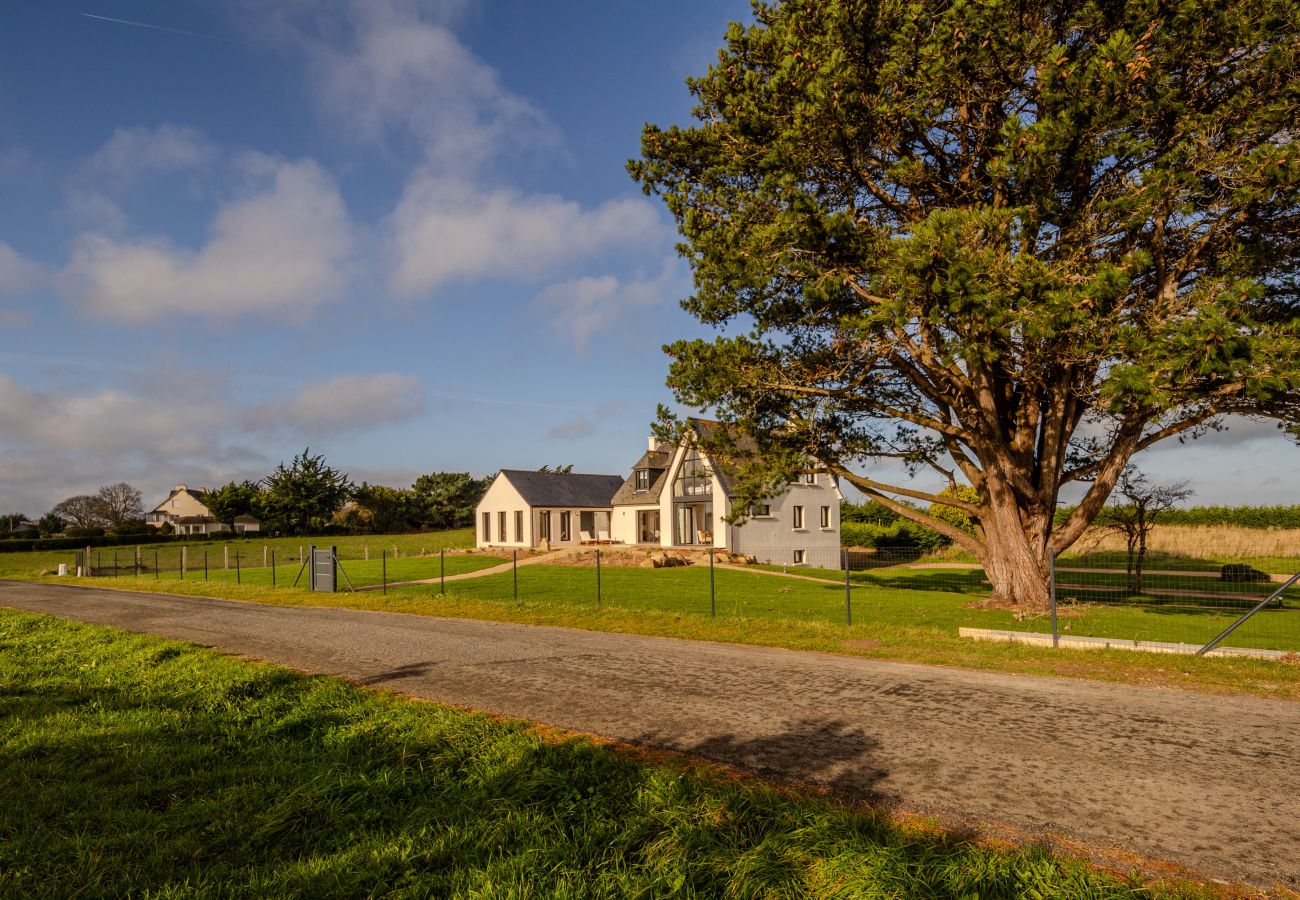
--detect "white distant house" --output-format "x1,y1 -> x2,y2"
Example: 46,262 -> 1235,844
145,484 -> 261,536
475,470 -> 626,549
476,419 -> 842,566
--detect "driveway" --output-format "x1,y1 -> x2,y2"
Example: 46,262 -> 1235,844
2,580 -> 1296,889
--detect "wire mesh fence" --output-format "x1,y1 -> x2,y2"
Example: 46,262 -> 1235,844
65,539 -> 1300,656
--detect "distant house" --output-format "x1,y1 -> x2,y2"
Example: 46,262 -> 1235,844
477,419 -> 843,566
145,484 -> 261,536
475,470 -> 625,549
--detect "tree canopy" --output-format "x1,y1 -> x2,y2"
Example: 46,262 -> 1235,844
632,0 -> 1300,606
260,449 -> 354,535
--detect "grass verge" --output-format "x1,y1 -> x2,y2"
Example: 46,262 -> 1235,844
0,609 -> 1218,898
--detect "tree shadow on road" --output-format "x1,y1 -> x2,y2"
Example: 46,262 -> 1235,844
632,717 -> 894,803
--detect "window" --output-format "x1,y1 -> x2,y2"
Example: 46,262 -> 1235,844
560,511 -> 571,541
498,511 -> 507,543
674,453 -> 711,497
804,472 -> 816,485
514,510 -> 523,543
635,469 -> 649,491
482,512 -> 490,543
752,503 -> 771,517
820,505 -> 831,529
792,505 -> 805,529
538,510 -> 551,541
793,549 -> 806,565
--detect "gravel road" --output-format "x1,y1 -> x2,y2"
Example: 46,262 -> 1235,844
2,580 -> 1296,889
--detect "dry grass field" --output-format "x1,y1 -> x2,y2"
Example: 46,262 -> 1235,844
1068,524 -> 1300,572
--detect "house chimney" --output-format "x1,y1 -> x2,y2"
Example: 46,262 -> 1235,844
175,484 -> 188,492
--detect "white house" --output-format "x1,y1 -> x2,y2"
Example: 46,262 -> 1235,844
475,470 -> 626,549
145,484 -> 261,536
478,420 -> 843,566
610,419 -> 843,567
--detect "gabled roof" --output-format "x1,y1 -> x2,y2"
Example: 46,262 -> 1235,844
611,450 -> 672,506
149,484 -> 210,515
497,470 -> 624,508
685,418 -> 754,498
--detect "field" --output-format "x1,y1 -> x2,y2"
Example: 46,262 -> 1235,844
0,610 -> 1216,898
4,524 -> 1300,699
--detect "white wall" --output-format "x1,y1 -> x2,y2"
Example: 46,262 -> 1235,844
474,476 -> 530,548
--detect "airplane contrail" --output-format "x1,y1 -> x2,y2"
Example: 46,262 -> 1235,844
80,12 -> 245,45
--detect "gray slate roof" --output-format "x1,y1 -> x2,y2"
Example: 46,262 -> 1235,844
498,470 -> 624,508
611,450 -> 672,506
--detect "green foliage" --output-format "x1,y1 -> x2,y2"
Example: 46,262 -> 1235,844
37,513 -> 64,536
842,520 -> 950,551
260,448 -> 354,535
840,500 -> 902,524
1056,504 -> 1300,530
928,486 -> 981,536
631,0 -> 1300,600
410,472 -> 490,530
204,481 -> 264,531
345,483 -> 419,534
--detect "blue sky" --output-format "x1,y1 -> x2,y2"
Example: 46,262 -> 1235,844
0,1 -> 1295,515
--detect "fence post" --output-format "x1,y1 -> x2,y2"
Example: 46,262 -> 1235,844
512,550 -> 518,603
263,546 -> 267,568
154,549 -> 159,580
204,549 -> 209,582
382,550 -> 387,596
271,549 -> 276,587
224,545 -> 229,570
112,550 -> 118,577
596,548 -> 602,610
709,547 -> 715,618
1049,550 -> 1059,648
844,547 -> 852,626
180,546 -> 185,581
96,551 -> 101,576
440,548 -> 445,595
236,551 -> 241,585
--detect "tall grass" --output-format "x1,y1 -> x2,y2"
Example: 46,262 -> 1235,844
1069,525 -> 1300,570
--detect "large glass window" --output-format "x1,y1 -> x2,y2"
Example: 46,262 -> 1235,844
635,469 -> 649,491
792,505 -> 805,529
514,510 -> 523,543
482,512 -> 490,542
674,453 -> 711,497
498,511 -> 507,543
820,505 -> 831,528
560,511 -> 571,541
538,510 -> 551,541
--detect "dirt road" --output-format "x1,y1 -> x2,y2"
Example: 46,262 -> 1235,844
3,580 -> 1296,888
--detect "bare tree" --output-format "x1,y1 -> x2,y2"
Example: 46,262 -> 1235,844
51,495 -> 108,530
94,482 -> 145,530
1097,468 -> 1193,594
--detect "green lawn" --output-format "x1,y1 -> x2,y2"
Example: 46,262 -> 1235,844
423,564 -> 1300,653
0,528 -> 477,581
0,610 -> 1214,898
6,535 -> 1300,699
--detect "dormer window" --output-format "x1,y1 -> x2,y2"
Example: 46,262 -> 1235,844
635,469 -> 649,491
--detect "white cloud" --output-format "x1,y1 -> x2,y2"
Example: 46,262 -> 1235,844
0,241 -> 42,295
253,0 -> 553,170
0,369 -> 429,513
534,257 -> 689,351
84,124 -> 219,187
244,372 -> 427,435
60,156 -> 354,322
389,178 -> 664,295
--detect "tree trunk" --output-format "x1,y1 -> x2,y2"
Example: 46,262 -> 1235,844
979,481 -> 1052,610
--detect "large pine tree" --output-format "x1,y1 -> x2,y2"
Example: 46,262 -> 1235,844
631,0 -> 1300,607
